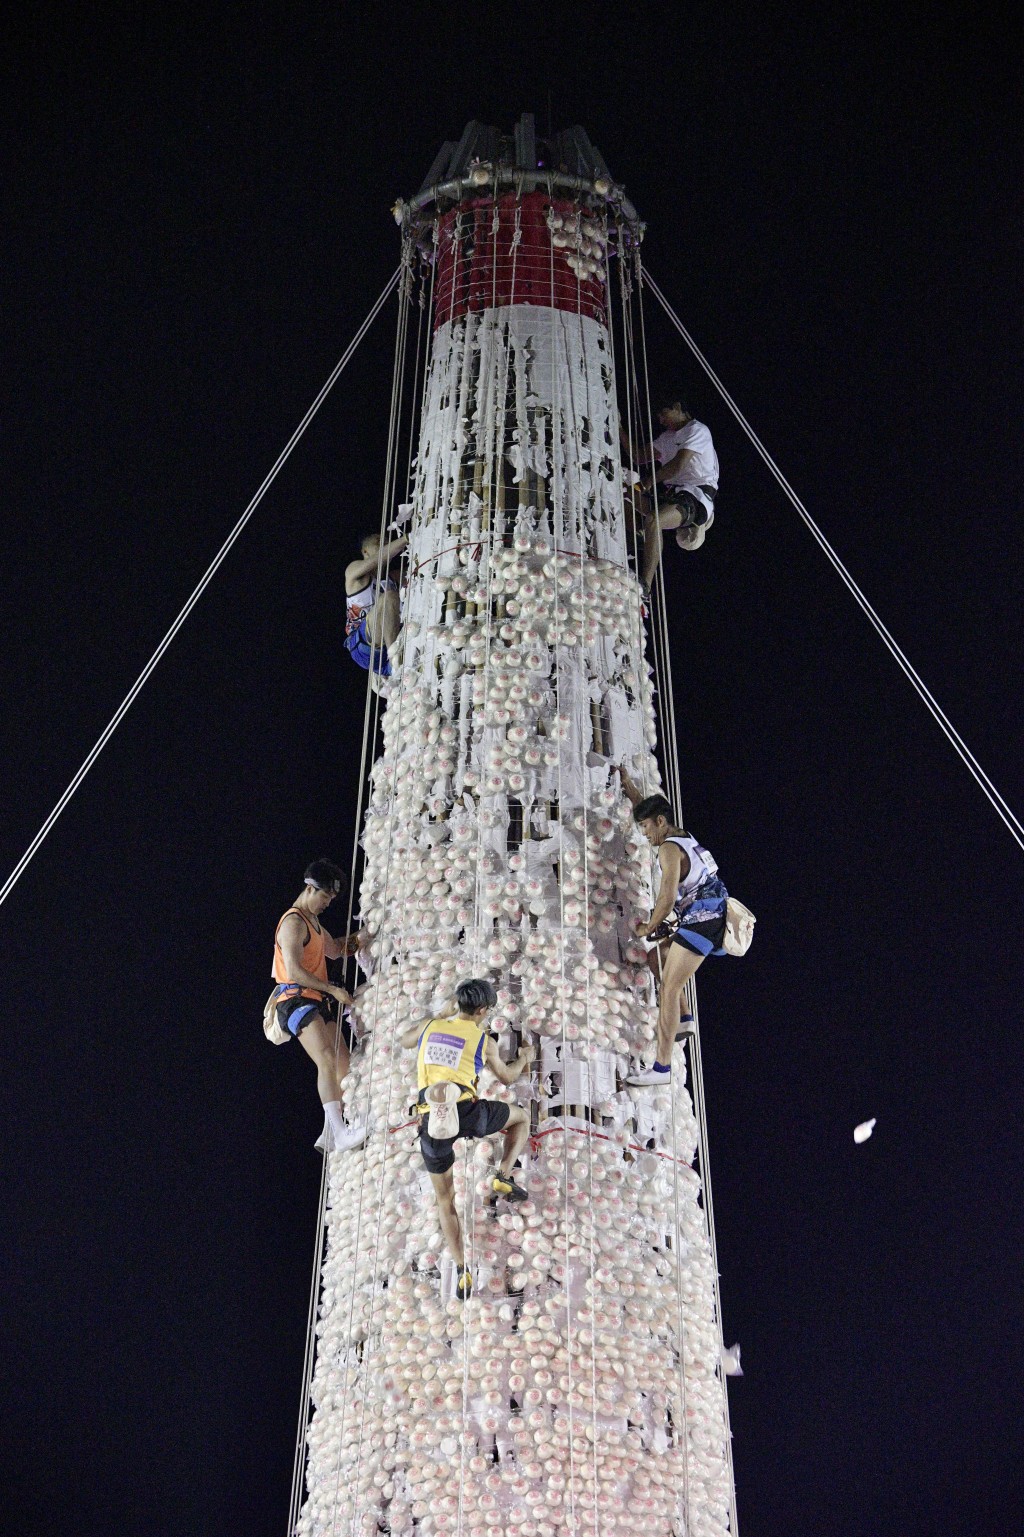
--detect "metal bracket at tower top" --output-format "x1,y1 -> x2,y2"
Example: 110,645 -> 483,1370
513,114 -> 536,176
407,112 -> 640,228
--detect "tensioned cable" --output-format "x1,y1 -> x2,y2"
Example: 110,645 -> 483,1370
643,268 -> 1024,856
572,212 -> 608,1537
454,181 -> 510,1537
349,239 -> 439,1493
620,248 -> 698,1534
0,267 -> 402,914
287,256 -> 411,1537
293,237 -> 421,1537
435,190 -> 499,1535
455,194 -> 491,1537
614,240 -> 711,1529
326,227 -> 463,1537
546,183 -> 581,1537
635,258 -> 738,1534
636,262 -> 684,825
325,247 -> 419,1537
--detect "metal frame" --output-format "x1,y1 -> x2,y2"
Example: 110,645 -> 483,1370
406,113 -> 641,230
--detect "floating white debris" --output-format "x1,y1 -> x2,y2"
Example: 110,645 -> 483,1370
723,1343 -> 743,1377
854,1118 -> 877,1143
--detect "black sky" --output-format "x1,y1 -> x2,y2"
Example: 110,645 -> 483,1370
2,6 -> 1022,1536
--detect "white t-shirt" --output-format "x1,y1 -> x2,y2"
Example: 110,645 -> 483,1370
654,419 -> 719,513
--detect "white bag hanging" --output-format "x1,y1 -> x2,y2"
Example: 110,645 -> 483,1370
722,897 -> 756,957
424,1080 -> 462,1139
263,988 -> 291,1046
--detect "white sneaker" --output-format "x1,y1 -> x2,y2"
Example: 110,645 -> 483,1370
332,1121 -> 368,1152
626,1068 -> 672,1087
315,1120 -> 368,1154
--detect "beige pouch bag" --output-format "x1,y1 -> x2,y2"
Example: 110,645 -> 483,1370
424,1081 -> 462,1140
675,508 -> 714,551
263,988 -> 291,1046
722,898 -> 756,957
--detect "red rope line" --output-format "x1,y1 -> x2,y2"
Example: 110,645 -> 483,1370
408,540 -> 483,577
385,1113 -> 692,1168
529,1120 -> 693,1168
387,1116 -> 420,1135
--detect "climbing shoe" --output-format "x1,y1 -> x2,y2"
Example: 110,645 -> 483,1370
492,1171 -> 529,1202
626,1067 -> 671,1087
675,1014 -> 695,1042
455,1265 -> 473,1302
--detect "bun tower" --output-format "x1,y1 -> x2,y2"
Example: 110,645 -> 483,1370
296,116 -> 736,1537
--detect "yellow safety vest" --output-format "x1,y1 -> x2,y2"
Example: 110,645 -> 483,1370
415,1015 -> 488,1108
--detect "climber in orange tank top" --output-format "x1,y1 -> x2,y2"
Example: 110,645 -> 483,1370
270,858 -> 367,1153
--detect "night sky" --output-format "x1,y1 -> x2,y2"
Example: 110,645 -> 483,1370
3,7 -> 1022,1536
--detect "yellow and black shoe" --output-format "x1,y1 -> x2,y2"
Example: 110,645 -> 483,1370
455,1264 -> 473,1301
491,1170 -> 528,1202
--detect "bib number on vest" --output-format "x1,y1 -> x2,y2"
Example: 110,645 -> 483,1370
424,1032 -> 467,1072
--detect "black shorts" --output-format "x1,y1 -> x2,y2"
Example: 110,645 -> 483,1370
418,1099 -> 511,1175
673,908 -> 728,958
275,992 -> 353,1047
660,488 -> 710,527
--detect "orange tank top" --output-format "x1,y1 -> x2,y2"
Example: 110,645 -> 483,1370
273,907 -> 327,1001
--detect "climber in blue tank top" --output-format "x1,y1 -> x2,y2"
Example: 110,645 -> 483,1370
617,767 -> 729,1087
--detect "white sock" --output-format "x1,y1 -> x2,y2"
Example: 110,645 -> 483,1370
324,1101 -> 348,1139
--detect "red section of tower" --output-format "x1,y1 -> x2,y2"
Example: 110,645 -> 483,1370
433,191 -> 606,329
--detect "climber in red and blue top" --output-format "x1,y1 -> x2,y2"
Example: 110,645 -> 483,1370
344,530 -> 407,678
617,768 -> 729,1087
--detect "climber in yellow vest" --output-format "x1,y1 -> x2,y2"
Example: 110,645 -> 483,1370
400,978 -> 535,1301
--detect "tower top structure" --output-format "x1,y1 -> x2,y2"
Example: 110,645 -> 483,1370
397,114 -> 643,327
400,112 -> 641,229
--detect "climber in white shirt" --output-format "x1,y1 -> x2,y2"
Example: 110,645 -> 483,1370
621,393 -> 719,591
